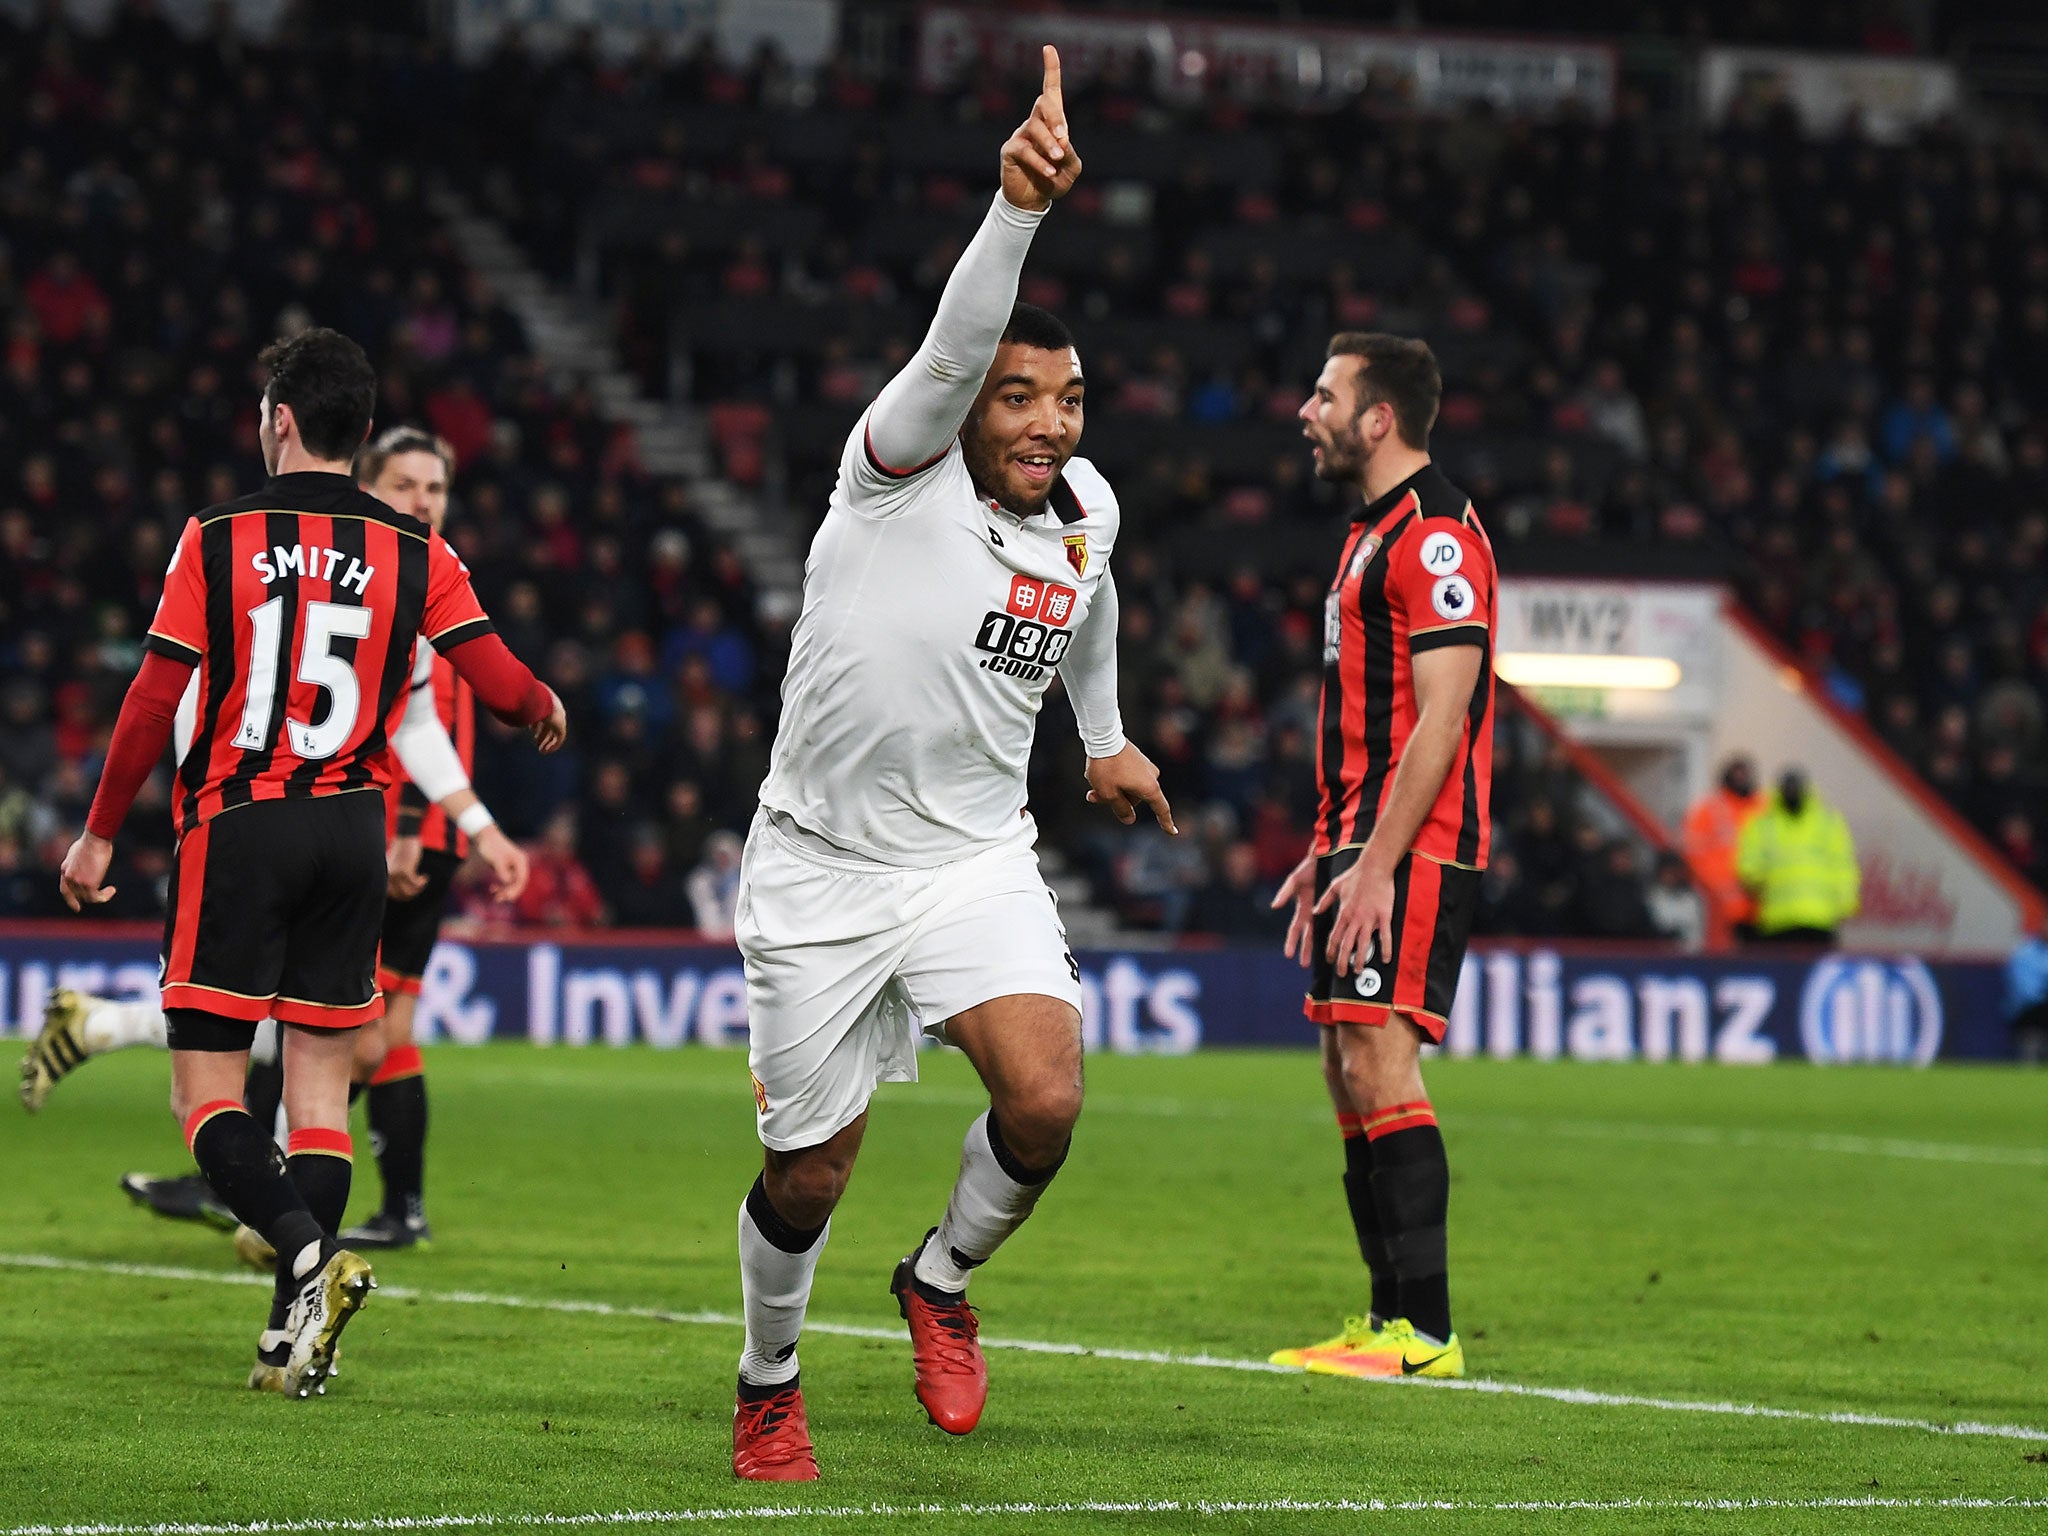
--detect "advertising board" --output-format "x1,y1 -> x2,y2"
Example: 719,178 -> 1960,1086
0,930 -> 2008,1064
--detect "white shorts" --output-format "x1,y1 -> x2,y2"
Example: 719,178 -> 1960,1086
736,810 -> 1082,1151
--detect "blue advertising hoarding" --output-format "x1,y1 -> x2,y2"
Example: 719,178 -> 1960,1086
0,925 -> 2010,1063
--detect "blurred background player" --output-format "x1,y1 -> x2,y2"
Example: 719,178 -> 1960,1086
1269,334 -> 1495,1381
56,328 -> 565,1397
23,428 -> 530,1258
728,48 -> 1173,1481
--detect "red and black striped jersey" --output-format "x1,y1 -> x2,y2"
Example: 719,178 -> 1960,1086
1314,463 -> 1497,867
144,471 -> 495,834
386,643 -> 477,858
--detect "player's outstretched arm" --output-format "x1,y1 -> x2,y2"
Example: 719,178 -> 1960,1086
61,649 -> 195,911
438,631 -> 562,745
422,534 -> 564,750
864,45 -> 1082,477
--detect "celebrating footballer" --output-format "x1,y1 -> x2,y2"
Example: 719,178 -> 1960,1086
726,46 -> 1173,1481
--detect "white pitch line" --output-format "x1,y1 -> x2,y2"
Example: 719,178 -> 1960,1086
5,1252 -> 2044,1445
6,1496 -> 2048,1533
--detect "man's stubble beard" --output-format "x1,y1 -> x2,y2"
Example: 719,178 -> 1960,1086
1314,444 -> 1366,488
961,426 -> 1060,518
1313,414 -> 1372,489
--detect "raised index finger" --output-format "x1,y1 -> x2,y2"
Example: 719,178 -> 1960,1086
1041,44 -> 1065,130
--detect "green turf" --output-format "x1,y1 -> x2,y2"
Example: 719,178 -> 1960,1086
2,1042 -> 2045,1534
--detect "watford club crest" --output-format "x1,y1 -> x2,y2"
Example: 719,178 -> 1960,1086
1064,533 -> 1088,577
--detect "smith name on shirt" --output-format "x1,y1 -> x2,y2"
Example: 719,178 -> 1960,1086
250,542 -> 376,595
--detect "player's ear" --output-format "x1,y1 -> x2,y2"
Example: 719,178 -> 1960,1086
1370,399 -> 1396,446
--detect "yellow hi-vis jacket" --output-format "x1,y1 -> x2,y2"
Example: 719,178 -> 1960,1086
1735,794 -> 1860,935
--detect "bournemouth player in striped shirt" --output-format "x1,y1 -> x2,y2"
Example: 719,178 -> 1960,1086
1267,333 -> 1496,1381
341,426 -> 526,1251
57,329 -> 565,1397
22,432 -> 529,1264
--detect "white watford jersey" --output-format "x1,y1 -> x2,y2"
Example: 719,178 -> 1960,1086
758,409 -> 1120,866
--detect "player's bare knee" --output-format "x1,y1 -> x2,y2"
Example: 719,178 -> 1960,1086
764,1150 -> 852,1229
1339,1056 -> 1420,1115
1335,1023 -> 1425,1115
1318,1034 -> 1349,1106
994,1081 -> 1081,1168
352,1027 -> 388,1081
168,1060 -> 237,1125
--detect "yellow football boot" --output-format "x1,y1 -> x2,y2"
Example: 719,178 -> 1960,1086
278,1248 -> 375,1399
1302,1317 -> 1463,1379
1269,1315 -> 1383,1369
18,989 -> 95,1112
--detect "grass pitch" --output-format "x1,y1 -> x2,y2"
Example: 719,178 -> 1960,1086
1,1041 -> 2044,1534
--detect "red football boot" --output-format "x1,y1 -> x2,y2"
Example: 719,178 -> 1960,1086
890,1230 -> 988,1435
733,1380 -> 819,1481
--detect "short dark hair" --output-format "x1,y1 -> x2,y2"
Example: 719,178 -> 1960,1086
1000,302 -> 1076,354
257,328 -> 376,461
1326,332 -> 1440,450
355,425 -> 456,487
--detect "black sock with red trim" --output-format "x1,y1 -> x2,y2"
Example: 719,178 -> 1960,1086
1365,1106 -> 1452,1343
366,1045 -> 428,1220
1338,1115 -> 1399,1324
286,1129 -> 353,1237
185,1101 -> 323,1288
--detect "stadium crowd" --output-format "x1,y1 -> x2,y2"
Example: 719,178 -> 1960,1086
488,27 -> 2048,903
6,3 -> 2027,941
0,7 -> 779,930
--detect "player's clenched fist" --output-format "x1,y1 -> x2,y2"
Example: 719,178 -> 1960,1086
1001,45 -> 1082,212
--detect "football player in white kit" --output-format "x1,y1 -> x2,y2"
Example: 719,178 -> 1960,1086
730,46 -> 1174,1481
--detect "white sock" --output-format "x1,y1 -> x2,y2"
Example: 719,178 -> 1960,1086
737,1180 -> 828,1387
81,1000 -> 168,1054
913,1111 -> 1062,1295
290,1239 -> 323,1282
